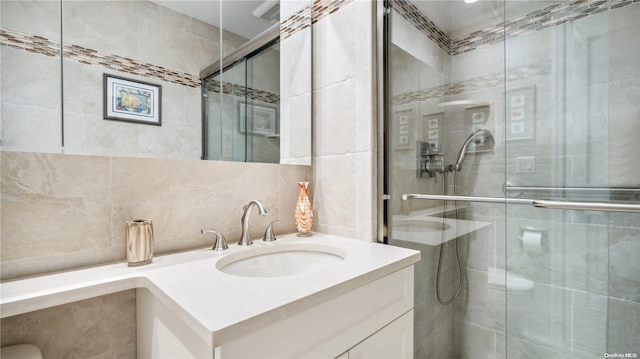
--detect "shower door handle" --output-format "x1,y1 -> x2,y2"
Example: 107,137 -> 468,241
532,199 -> 640,213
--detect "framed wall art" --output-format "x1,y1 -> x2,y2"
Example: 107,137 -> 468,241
239,102 -> 278,136
506,86 -> 535,140
103,74 -> 162,126
420,112 -> 444,150
393,109 -> 413,150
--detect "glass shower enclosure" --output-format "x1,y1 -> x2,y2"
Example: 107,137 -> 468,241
382,0 -> 640,358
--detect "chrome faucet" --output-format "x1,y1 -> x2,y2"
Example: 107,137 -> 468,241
238,200 -> 268,246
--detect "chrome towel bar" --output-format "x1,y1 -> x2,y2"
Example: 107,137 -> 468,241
531,199 -> 640,213
401,194 -> 640,213
503,186 -> 640,194
401,194 -> 533,205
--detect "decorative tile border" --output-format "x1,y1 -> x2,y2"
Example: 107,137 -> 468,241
204,81 -> 280,105
281,5 -> 312,41
0,28 -> 279,104
389,0 -> 451,54
312,0 -> 354,24
0,28 -> 59,57
392,62 -> 551,105
63,43 -> 201,88
452,0 -> 638,55
0,28 -> 200,87
0,0 -> 354,105
391,0 -> 638,56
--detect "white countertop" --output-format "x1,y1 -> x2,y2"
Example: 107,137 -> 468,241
1,233 -> 420,348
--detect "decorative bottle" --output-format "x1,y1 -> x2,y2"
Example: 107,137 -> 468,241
295,182 -> 313,236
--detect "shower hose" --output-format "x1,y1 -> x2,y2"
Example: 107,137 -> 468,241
435,170 -> 464,305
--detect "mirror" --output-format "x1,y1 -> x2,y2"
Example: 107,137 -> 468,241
0,0 -> 311,166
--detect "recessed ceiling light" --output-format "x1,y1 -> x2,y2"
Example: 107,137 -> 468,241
465,0 -> 478,3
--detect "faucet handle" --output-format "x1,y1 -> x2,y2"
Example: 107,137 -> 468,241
263,220 -> 284,242
201,229 -> 229,251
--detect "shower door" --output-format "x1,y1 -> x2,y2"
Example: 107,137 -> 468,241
503,0 -> 640,357
382,0 -> 640,358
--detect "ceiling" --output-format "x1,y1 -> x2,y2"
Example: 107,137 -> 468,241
150,0 -> 276,40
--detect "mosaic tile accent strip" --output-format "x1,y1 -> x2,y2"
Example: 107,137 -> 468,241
0,28 -> 201,88
391,0 -> 638,56
281,5 -> 312,41
312,0 -> 354,24
452,0 -> 638,55
204,81 -> 280,105
0,28 -> 60,57
63,44 -> 201,88
392,62 -> 551,105
0,28 -> 280,104
389,0 -> 451,54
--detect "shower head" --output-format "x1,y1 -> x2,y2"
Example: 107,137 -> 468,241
454,128 -> 495,171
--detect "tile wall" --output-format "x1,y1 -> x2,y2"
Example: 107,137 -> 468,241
0,290 -> 136,358
311,0 -> 377,241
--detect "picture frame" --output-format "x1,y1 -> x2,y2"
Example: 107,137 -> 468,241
238,102 -> 278,136
393,109 -> 413,150
506,86 -> 535,141
420,112 -> 444,150
103,74 -> 162,126
464,105 -> 492,153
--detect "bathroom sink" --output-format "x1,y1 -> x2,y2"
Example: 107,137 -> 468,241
216,243 -> 346,277
393,220 -> 451,233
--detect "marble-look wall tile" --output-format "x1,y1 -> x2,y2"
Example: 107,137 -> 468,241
1,152 -> 310,279
111,157 -> 281,247
61,1 -> 223,76
312,154 -> 358,239
609,224 -> 640,303
608,297 -> 640,354
608,78 -> 640,188
1,152 -> 112,262
571,291 -> 608,356
280,22 -> 312,165
506,283 -> 572,355
453,320 -> 497,359
1,48 -> 62,153
454,269 -> 505,333
311,0 -> 375,242
610,7 -> 640,84
314,80 -> 357,157
0,1 -> 60,39
0,290 -> 136,359
505,335 -> 567,359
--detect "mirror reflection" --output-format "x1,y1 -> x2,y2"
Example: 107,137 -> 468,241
0,0 -> 311,165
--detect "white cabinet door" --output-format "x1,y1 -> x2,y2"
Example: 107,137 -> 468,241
348,310 -> 413,359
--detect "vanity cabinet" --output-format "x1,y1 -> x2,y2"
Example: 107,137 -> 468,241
338,310 -> 413,359
137,265 -> 415,358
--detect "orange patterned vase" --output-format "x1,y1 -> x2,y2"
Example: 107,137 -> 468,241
295,182 -> 313,236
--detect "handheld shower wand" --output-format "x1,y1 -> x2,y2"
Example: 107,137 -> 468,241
453,128 -> 495,171
435,128 -> 495,305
